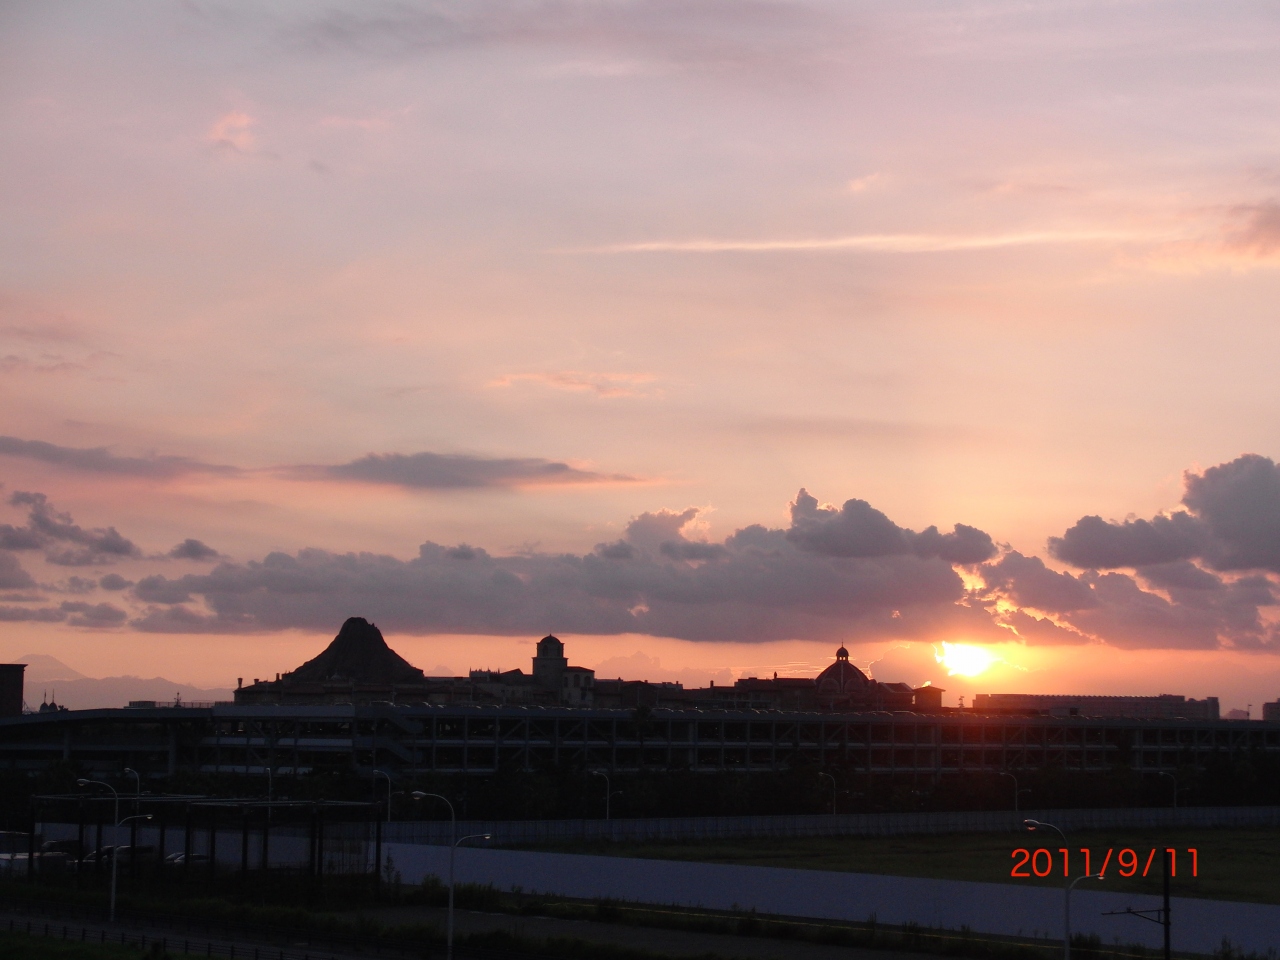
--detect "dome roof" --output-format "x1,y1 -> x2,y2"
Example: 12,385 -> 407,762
816,646 -> 869,694
536,634 -> 564,656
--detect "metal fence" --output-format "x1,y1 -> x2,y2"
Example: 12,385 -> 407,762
375,804 -> 1280,845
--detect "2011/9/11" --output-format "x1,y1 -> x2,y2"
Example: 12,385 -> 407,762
1011,847 -> 1197,878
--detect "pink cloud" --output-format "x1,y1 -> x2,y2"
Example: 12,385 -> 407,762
207,111 -> 256,152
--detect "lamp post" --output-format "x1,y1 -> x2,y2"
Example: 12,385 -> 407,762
591,770 -> 615,821
1026,819 -> 1093,960
1065,872 -> 1106,960
373,770 -> 392,823
999,771 -> 1019,813
412,792 -> 459,959
818,772 -> 837,815
1024,817 -> 1067,844
447,833 -> 492,959
78,777 -> 155,924
77,778 -> 119,865
1157,771 -> 1177,809
264,766 -> 273,820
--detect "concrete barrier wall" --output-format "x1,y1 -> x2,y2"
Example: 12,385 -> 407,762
382,804 -> 1280,845
383,842 -> 1280,954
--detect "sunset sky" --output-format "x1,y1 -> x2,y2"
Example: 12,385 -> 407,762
3,1 -> 1280,711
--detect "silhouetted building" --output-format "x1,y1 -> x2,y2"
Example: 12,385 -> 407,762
0,665 -> 24,717
680,647 -> 939,713
236,623 -> 597,707
972,693 -> 1218,720
1263,700 -> 1280,723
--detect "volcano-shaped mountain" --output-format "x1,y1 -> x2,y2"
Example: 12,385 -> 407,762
285,617 -> 425,685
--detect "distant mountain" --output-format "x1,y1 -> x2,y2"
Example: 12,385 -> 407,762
26,676 -> 235,711
10,650 -> 234,711
12,654 -> 233,710
16,653 -> 86,684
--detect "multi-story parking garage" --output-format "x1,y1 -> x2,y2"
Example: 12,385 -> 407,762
1,703 -> 1278,780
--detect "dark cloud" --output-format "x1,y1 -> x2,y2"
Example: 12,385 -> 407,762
0,435 -> 236,478
1049,455 -> 1280,574
909,523 -> 998,565
131,604 -> 249,634
1065,572 -> 1222,650
0,524 -> 42,550
310,451 -> 632,489
6,460 -> 1275,653
1049,513 -> 1206,569
0,552 -> 35,590
0,605 -> 65,623
659,540 -> 727,561
168,539 -> 222,561
997,609 -> 1090,645
59,601 -> 127,628
63,576 -> 97,594
787,489 -> 997,564
595,540 -> 635,560
128,492 -> 983,642
4,492 -> 140,566
982,551 -> 1096,613
1136,559 -> 1222,593
133,575 -> 193,605
1182,454 -> 1280,571
787,491 -> 907,557
981,552 -> 1275,650
1,432 -> 633,494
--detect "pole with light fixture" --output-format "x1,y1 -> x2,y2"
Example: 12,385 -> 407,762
76,778 -> 153,923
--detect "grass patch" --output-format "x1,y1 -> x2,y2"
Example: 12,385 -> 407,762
514,827 -> 1280,904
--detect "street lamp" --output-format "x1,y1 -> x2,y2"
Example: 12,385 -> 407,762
1065,872 -> 1106,960
447,832 -> 492,959
77,778 -> 119,862
1024,818 -> 1067,844
412,792 -> 459,959
78,778 -> 153,924
1157,771 -> 1177,809
1026,819 -> 1098,960
373,770 -> 393,824
818,772 -> 837,815
591,770 -> 620,821
999,771 -> 1018,813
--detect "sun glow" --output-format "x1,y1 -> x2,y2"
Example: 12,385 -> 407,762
938,642 -> 997,677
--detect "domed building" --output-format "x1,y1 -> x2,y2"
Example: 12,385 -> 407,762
688,645 -> 942,713
815,646 -> 872,705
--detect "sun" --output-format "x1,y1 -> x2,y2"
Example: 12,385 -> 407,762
938,642 -> 997,677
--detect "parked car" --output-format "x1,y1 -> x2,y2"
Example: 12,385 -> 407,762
80,845 -> 117,864
110,845 -> 157,863
163,852 -> 209,865
41,839 -> 82,856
